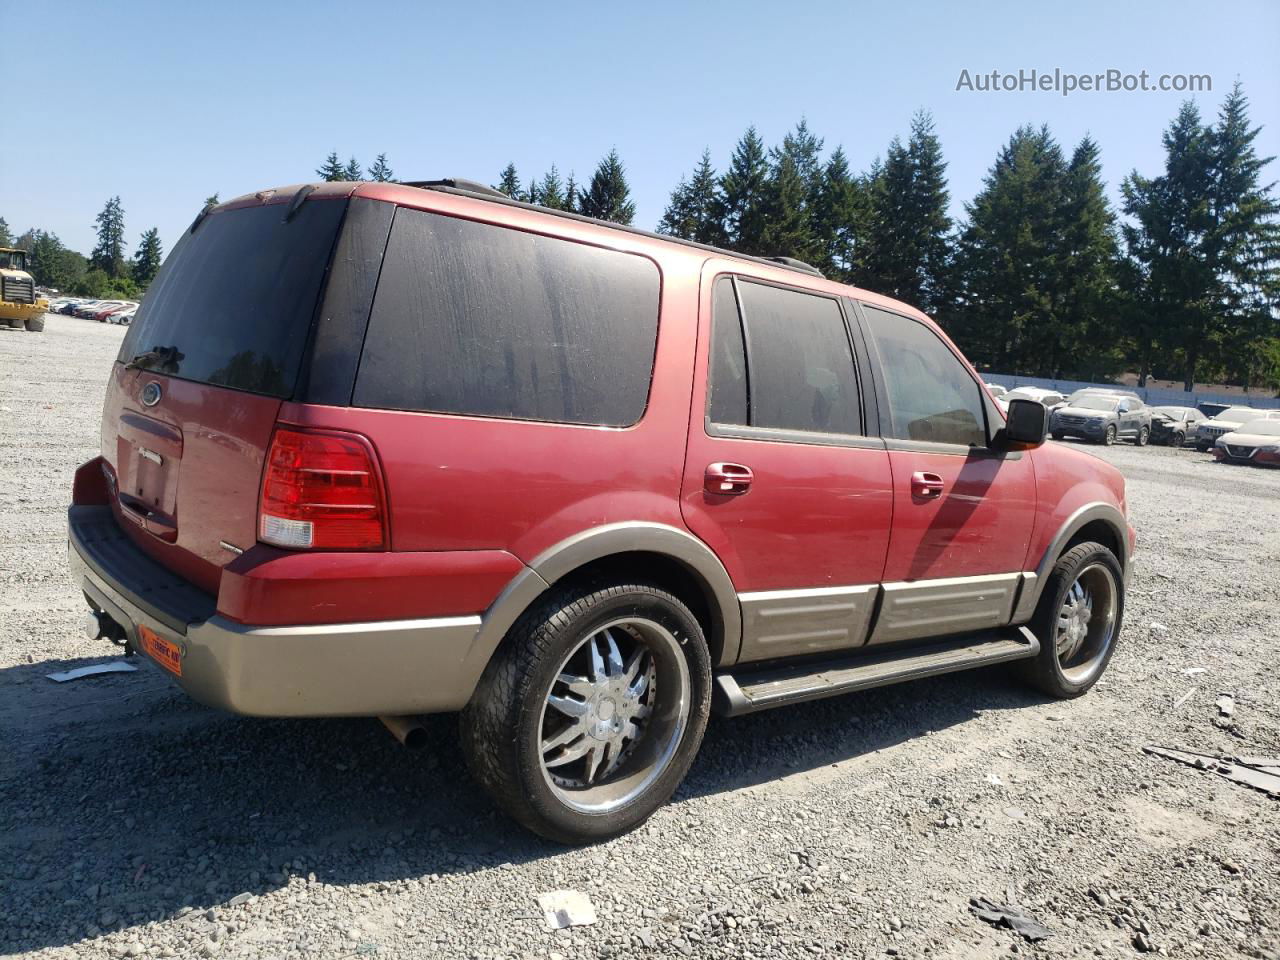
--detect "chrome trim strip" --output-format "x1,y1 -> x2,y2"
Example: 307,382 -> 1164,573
737,584 -> 879,662
868,572 -> 1022,645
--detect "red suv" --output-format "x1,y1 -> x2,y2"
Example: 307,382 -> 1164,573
69,180 -> 1135,843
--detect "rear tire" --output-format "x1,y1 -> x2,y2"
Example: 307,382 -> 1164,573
459,580 -> 712,845
1019,542 -> 1124,699
1051,432 -> 1064,442
1135,425 -> 1150,446
24,316 -> 45,333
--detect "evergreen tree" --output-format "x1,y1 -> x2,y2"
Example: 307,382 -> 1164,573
132,228 -> 164,288
953,126 -> 1068,372
0,216 -> 11,247
578,149 -> 636,224
811,146 -> 868,279
203,193 -> 221,212
367,153 -> 395,182
720,126 -> 770,254
343,156 -> 363,181
857,112 -> 952,317
776,118 -> 826,209
760,153 -> 817,262
563,172 -> 578,213
90,196 -> 127,278
658,149 -> 725,246
538,166 -> 566,209
316,151 -> 345,182
496,163 -> 521,199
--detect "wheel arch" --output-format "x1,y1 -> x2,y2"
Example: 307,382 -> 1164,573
1012,502 -> 1129,623
466,524 -> 742,689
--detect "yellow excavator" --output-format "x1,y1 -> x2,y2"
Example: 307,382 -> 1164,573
0,247 -> 48,332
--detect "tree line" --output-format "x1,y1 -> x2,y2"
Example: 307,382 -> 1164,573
5,84 -> 1275,392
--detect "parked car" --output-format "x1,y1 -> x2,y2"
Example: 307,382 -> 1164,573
1050,394 -> 1152,445
1149,406 -> 1206,447
58,299 -> 87,315
68,180 -> 1135,844
1212,419 -> 1280,467
1067,387 -> 1144,406
108,306 -> 137,325
1194,407 -> 1280,451
984,383 -> 1008,398
1197,402 -> 1232,419
1005,387 -> 1066,409
76,300 -> 124,319
92,301 -> 136,322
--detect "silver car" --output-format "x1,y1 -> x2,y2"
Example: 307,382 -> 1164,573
1050,394 -> 1153,446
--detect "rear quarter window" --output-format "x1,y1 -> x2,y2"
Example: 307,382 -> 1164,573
354,209 -> 661,427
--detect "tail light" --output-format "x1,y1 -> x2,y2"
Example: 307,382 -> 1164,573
258,427 -> 387,550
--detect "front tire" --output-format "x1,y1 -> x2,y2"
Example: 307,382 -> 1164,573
1102,425 -> 1117,445
1171,431 -> 1185,447
1135,425 -> 1150,446
1020,542 -> 1123,698
460,581 -> 712,844
25,316 -> 45,333
1051,432 -> 1064,442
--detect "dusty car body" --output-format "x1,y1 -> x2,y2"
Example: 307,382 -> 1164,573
1212,420 -> 1280,466
1149,406 -> 1206,447
1194,407 -> 1280,451
1050,395 -> 1152,445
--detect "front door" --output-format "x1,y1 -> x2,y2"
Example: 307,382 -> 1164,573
856,302 -> 1037,645
680,265 -> 892,663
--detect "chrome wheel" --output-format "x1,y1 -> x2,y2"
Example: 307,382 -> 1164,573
1054,563 -> 1118,684
538,618 -> 690,814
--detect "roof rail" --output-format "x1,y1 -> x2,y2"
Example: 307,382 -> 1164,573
408,178 -> 825,280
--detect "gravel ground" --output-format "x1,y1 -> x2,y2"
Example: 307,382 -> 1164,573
2,315 -> 1278,960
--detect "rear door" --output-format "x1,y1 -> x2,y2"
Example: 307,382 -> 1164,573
856,303 -> 1036,645
680,265 -> 892,663
105,193 -> 349,592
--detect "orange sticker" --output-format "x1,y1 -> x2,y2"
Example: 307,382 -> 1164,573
138,624 -> 182,677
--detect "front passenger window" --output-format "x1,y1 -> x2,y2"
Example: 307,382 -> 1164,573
862,306 -> 986,447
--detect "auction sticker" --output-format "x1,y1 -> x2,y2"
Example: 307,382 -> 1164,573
138,625 -> 182,677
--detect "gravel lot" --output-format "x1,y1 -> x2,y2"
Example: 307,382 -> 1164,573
2,315 -> 1278,960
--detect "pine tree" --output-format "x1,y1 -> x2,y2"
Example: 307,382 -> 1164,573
0,216 -> 11,247
720,127 -> 770,255
132,228 -> 164,288
563,172 -> 578,213
658,149 -> 725,246
760,153 -> 817,262
343,156 -> 363,181
494,163 -> 521,199
953,126 -> 1068,372
811,146 -> 868,279
857,113 -> 952,317
578,149 -> 636,224
367,153 -> 395,182
316,152 -> 345,182
202,193 -> 221,212
91,196 -> 127,278
538,166 -> 566,209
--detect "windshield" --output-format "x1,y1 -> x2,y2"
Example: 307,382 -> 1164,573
1237,420 -> 1280,437
118,198 -> 346,398
0,250 -> 27,270
1073,396 -> 1120,412
1217,407 -> 1261,422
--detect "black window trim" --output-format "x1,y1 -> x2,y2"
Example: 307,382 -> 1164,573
850,299 -> 1017,460
702,271 -> 883,451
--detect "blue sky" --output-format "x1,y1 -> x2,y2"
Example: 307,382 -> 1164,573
5,0 -> 1278,259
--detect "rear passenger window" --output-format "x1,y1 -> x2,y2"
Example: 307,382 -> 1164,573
354,209 -> 661,426
708,277 -> 748,426
737,281 -> 860,435
862,305 -> 987,447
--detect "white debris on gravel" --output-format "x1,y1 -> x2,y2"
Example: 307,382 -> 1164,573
2,315 -> 1279,960
46,660 -> 137,682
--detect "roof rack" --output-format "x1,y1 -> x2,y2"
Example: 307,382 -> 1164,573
411,178 -> 825,279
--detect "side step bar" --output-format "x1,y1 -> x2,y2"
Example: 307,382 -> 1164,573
714,627 -> 1040,717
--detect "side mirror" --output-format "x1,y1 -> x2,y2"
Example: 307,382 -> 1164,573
1002,398 -> 1047,448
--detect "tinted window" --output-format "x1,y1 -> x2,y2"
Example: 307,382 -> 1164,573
119,199 -> 346,397
354,209 -> 660,426
708,277 -> 748,425
863,306 -> 986,446
738,281 -> 860,435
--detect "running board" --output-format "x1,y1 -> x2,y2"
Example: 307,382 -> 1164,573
713,626 -> 1040,717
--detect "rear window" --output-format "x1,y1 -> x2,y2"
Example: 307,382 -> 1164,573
353,208 -> 661,426
119,198 -> 346,397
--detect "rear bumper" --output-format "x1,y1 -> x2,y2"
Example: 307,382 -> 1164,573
68,505 -> 489,717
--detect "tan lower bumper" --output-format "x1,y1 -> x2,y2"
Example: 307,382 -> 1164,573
70,540 -> 486,717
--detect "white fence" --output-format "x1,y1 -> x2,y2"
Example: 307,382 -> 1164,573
982,374 -> 1280,410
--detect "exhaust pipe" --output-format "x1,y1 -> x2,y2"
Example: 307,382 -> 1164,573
379,715 -> 428,750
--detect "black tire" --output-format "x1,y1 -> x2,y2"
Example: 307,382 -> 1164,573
1135,424 -> 1150,446
24,316 -> 45,333
1102,424 -> 1117,446
460,580 -> 712,844
1171,431 -> 1185,447
1051,432 -> 1064,442
1019,542 -> 1124,699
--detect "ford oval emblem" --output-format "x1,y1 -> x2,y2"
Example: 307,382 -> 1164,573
141,382 -> 162,407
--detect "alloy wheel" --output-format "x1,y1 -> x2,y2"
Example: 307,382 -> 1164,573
1054,563 -> 1118,685
538,618 -> 690,813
